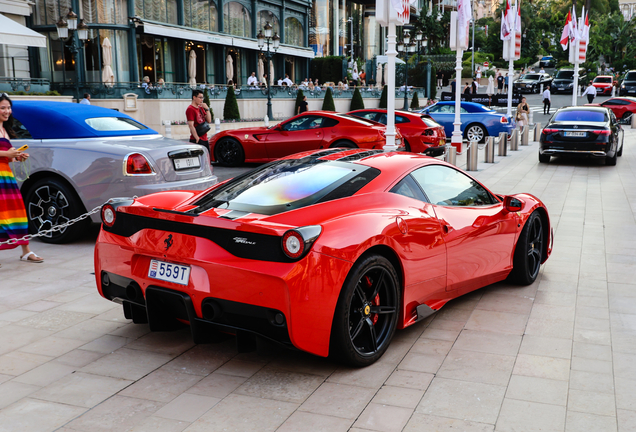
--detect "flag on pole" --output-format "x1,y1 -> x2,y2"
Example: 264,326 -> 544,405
569,6 -> 579,43
457,0 -> 472,49
560,10 -> 571,50
514,2 -> 521,59
500,0 -> 511,41
579,8 -> 589,63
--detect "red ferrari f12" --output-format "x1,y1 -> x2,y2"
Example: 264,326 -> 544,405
95,149 -> 552,366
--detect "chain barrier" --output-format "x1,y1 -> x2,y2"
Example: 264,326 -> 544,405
0,202 -> 106,247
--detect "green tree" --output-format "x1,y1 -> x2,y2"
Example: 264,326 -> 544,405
223,87 -> 240,120
294,89 -> 305,116
410,92 -> 420,109
379,85 -> 388,109
350,87 -> 365,110
322,87 -> 336,111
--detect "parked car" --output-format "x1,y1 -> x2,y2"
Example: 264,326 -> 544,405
348,109 -> 446,156
417,101 -> 514,143
539,106 -> 624,165
539,56 -> 555,68
619,70 -> 636,96
586,96 -> 636,123
10,101 -> 218,243
95,148 -> 552,366
551,69 -> 587,94
209,111 -> 402,166
513,73 -> 553,93
591,75 -> 615,95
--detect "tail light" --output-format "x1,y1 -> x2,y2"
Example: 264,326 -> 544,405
281,225 -> 322,260
125,153 -> 154,175
500,116 -> 509,124
422,129 -> 434,136
593,130 -> 610,135
101,204 -> 116,227
542,128 -> 558,134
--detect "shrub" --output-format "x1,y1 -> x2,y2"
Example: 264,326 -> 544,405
379,85 -> 388,109
322,87 -> 335,111
429,66 -> 437,101
294,89 -> 305,116
350,87 -> 365,111
223,87 -> 240,120
410,92 -> 420,110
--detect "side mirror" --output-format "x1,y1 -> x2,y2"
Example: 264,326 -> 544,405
504,196 -> 524,212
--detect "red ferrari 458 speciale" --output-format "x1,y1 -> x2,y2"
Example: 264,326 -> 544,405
95,148 -> 552,366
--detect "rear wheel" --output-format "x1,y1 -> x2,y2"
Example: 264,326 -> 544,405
330,140 -> 356,149
464,124 -> 487,143
214,138 -> 245,167
509,211 -> 544,285
622,112 -> 633,124
330,254 -> 400,367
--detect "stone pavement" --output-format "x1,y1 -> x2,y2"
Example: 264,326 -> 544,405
1,128 -> 636,432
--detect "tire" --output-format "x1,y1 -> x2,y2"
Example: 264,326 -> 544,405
464,124 -> 487,143
538,153 -> 551,163
24,178 -> 88,244
509,211 -> 544,285
622,112 -> 632,124
330,140 -> 356,149
214,138 -> 245,167
606,151 -> 617,166
330,254 -> 401,367
618,137 -> 624,157
402,139 -> 411,152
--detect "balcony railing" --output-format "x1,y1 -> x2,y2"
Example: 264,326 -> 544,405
0,77 -> 51,94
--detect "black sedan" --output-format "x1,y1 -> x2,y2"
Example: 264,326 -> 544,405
513,73 -> 553,94
539,107 -> 624,166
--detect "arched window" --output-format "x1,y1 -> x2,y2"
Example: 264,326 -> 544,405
285,17 -> 303,46
224,2 -> 251,38
257,10 -> 279,37
184,0 -> 217,31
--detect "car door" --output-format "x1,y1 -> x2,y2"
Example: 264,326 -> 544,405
265,115 -> 325,159
410,164 -> 518,294
601,99 -> 628,119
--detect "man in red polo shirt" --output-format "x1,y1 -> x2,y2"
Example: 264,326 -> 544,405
186,89 -> 212,154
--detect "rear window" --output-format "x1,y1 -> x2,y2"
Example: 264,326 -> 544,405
421,116 -> 441,128
594,77 -> 612,83
334,114 -> 377,126
85,117 -> 148,131
190,157 -> 380,215
556,71 -> 574,79
553,110 -> 606,123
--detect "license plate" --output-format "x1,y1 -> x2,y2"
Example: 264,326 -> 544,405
148,259 -> 191,285
173,157 -> 200,170
596,88 -> 603,92
565,131 -> 586,137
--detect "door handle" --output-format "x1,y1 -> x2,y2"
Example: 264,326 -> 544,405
441,222 -> 451,234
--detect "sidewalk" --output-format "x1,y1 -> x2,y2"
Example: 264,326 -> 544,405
0,129 -> 635,431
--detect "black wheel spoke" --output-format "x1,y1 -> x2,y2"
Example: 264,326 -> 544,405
354,283 -> 368,304
370,272 -> 386,300
350,316 -> 366,341
370,305 -> 396,315
365,317 -> 378,352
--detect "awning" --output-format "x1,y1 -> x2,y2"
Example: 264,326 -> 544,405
0,14 -> 46,48
376,55 -> 405,65
142,21 -> 314,59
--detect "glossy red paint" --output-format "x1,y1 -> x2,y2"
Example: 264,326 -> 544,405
348,109 -> 446,154
591,76 -> 615,96
95,149 -> 552,362
209,111 -> 399,164
586,96 -> 636,121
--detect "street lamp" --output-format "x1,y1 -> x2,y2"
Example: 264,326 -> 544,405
56,8 -> 89,102
257,21 -> 279,121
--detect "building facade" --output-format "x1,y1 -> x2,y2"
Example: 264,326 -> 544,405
0,0 -> 35,78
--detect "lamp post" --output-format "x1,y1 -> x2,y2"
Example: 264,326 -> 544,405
56,8 -> 88,103
257,22 -> 280,121
397,31 -> 414,110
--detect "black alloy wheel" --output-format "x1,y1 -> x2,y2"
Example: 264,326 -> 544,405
24,178 -> 88,244
214,138 -> 245,167
509,211 -> 544,285
330,255 -> 400,366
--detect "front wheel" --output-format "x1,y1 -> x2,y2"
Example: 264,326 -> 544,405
330,254 -> 400,367
24,178 -> 88,244
509,211 -> 544,285
214,138 -> 245,167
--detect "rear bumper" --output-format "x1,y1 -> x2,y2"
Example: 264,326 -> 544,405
540,148 -> 609,157
423,146 -> 445,157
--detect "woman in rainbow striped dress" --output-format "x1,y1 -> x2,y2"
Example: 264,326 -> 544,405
0,94 -> 43,265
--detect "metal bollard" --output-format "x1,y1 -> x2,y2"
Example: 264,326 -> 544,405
510,130 -> 519,151
632,114 -> 636,129
215,118 -> 221,135
534,123 -> 542,141
263,115 -> 269,128
164,120 -> 172,139
540,83 -> 543,95
466,140 -> 479,171
521,125 -> 529,145
498,132 -> 508,156
529,110 -> 534,125
445,145 -> 457,166
485,136 -> 495,163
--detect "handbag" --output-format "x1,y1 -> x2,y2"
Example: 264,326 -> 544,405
195,107 -> 210,137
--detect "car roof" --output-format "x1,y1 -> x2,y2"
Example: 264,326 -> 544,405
11,101 -> 159,139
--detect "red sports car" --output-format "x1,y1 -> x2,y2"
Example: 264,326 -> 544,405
209,111 -> 402,166
348,109 -> 447,156
95,148 -> 552,366
591,75 -> 615,96
586,96 -> 636,123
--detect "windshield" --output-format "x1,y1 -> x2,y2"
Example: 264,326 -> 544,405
594,77 -> 612,83
334,113 -> 377,126
553,110 -> 606,123
524,74 -> 541,80
190,156 -> 380,215
556,71 -> 574,79
625,72 -> 636,81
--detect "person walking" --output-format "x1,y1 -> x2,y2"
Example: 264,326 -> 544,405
437,71 -> 443,89
475,66 -> 482,86
186,89 -> 212,155
581,83 -> 596,104
297,95 -> 308,115
516,96 -> 529,128
504,74 -> 509,92
0,94 -> 44,265
463,82 -> 471,94
542,85 -> 551,115
496,72 -> 504,94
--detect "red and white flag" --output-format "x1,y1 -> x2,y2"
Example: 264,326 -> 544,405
514,2 -> 521,59
579,8 -> 590,62
500,0 -> 511,41
569,6 -> 580,43
560,10 -> 572,50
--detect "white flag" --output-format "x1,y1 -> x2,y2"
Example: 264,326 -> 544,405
457,0 -> 472,49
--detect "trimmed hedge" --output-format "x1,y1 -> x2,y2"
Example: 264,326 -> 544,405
322,87 -> 335,111
379,85 -> 388,109
410,92 -> 420,110
223,87 -> 240,120
203,88 -> 214,121
350,87 -> 365,111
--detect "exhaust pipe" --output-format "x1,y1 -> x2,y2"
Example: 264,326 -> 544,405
202,300 -> 223,321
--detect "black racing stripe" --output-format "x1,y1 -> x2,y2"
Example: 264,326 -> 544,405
103,211 -> 292,262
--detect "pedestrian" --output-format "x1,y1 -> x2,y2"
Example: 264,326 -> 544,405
247,71 -> 258,87
0,94 -> 44,265
504,73 -> 509,92
471,80 -> 477,94
186,89 -> 212,156
79,93 -> 91,105
516,96 -> 529,128
475,66 -> 482,86
437,70 -> 443,88
283,74 -> 293,86
463,82 -> 471,94
451,78 -> 456,95
297,95 -> 308,115
277,77 -> 283,86
581,82 -> 596,104
497,72 -> 504,94
542,85 -> 551,115
359,70 -> 366,84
